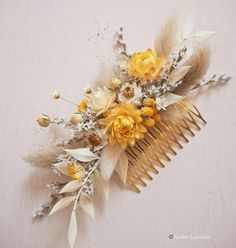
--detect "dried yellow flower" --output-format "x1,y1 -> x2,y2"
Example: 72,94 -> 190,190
67,163 -> 84,181
127,49 -> 163,81
99,103 -> 147,149
78,99 -> 89,112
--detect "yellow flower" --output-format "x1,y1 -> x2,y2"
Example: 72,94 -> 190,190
99,103 -> 147,149
78,99 -> 89,112
127,48 -> 163,81
67,163 -> 84,181
89,87 -> 116,116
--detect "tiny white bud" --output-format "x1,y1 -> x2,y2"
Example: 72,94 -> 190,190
52,90 -> 60,99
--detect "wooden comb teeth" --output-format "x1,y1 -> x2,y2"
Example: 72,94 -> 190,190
125,98 -> 207,193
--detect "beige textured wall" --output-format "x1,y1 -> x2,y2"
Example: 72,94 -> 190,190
0,0 -> 236,247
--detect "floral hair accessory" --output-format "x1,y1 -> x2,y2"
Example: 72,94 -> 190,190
24,13 -> 231,248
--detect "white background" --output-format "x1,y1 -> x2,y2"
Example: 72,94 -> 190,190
0,0 -> 236,247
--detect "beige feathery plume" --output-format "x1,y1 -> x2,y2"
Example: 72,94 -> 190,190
154,15 -> 180,57
175,43 -> 211,95
24,126 -> 69,168
24,145 -> 63,169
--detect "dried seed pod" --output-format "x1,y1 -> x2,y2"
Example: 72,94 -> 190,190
88,133 -> 102,147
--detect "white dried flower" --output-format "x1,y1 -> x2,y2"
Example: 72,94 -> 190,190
109,77 -> 122,89
89,87 -> 116,115
118,82 -> 142,105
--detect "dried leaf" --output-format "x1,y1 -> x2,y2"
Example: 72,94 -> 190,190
65,148 -> 98,162
68,210 -> 77,248
156,93 -> 184,110
80,194 -> 95,219
99,143 -> 123,181
49,196 -> 75,216
115,152 -> 128,184
181,8 -> 194,39
59,180 -> 82,194
53,162 -> 71,177
95,171 -> 110,200
169,66 -> 191,83
187,31 -> 215,40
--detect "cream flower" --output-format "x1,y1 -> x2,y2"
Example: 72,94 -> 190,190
89,87 -> 116,115
118,83 -> 142,105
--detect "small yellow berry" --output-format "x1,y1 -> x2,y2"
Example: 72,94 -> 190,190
153,113 -> 161,122
144,118 -> 155,127
141,107 -> 154,117
143,98 -> 155,107
36,114 -> 51,127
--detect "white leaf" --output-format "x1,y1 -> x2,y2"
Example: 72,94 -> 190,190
65,148 -> 98,162
99,143 -> 123,181
59,180 -> 82,194
115,151 -> 128,184
53,162 -> 71,177
102,180 -> 110,200
80,194 -> 95,219
68,210 -> 77,248
181,8 -> 194,39
156,93 -> 184,110
49,196 -> 75,216
187,31 -> 215,40
95,171 -> 110,200
169,66 -> 191,83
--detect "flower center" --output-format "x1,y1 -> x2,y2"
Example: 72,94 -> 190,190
122,86 -> 135,98
115,115 -> 134,134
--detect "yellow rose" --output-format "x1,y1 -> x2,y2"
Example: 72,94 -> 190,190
127,48 -> 163,81
99,103 -> 147,149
